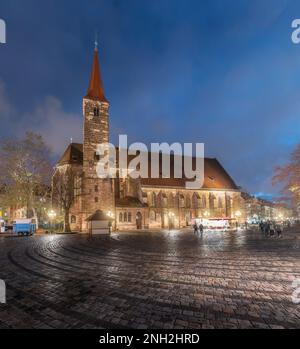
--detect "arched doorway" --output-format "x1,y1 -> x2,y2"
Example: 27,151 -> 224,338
136,212 -> 143,230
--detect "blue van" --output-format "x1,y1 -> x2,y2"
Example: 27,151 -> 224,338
13,219 -> 37,236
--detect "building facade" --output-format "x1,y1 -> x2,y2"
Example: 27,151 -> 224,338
53,46 -> 246,232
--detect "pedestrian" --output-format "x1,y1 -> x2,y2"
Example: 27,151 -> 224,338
199,223 -> 204,236
264,222 -> 270,237
269,223 -> 275,238
276,224 -> 282,238
259,221 -> 264,233
193,222 -> 198,235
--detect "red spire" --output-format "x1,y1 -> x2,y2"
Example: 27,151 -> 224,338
85,47 -> 108,103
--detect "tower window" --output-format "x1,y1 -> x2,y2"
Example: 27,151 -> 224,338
95,185 -> 99,192
94,152 -> 100,161
94,107 -> 100,117
95,197 -> 99,203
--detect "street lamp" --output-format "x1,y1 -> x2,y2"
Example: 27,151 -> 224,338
168,212 -> 175,230
48,209 -> 57,234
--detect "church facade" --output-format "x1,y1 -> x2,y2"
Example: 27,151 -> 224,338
53,46 -> 245,232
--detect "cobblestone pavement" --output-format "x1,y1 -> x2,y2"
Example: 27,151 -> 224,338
0,229 -> 300,329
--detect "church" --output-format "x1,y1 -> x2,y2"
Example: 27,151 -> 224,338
53,45 -> 245,232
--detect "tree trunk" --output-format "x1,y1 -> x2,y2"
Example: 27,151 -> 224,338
64,210 -> 71,232
32,207 -> 39,230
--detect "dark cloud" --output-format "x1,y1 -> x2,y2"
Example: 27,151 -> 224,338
1,0 -> 300,198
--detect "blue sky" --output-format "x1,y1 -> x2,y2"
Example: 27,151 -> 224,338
1,0 -> 300,198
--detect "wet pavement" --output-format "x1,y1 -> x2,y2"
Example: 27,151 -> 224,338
0,229 -> 299,329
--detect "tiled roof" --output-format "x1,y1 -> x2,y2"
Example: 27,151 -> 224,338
57,144 -> 239,190
115,196 -> 146,207
57,143 -> 83,166
85,48 -> 108,103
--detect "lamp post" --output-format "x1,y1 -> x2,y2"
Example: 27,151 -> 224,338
48,210 -> 57,234
168,212 -> 175,230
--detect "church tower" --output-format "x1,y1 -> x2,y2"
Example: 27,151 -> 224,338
81,43 -> 114,230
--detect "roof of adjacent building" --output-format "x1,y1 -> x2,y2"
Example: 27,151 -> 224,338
116,196 -> 147,207
57,143 -> 239,190
85,48 -> 108,103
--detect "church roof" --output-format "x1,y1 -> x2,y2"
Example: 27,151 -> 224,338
57,144 -> 239,190
57,143 -> 83,166
85,48 -> 108,103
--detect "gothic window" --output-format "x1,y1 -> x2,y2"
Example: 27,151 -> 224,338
218,197 -> 223,208
202,195 -> 207,208
94,107 -> 100,117
168,193 -> 174,208
209,194 -> 216,209
186,195 -> 191,208
151,193 -> 157,207
193,193 -> 200,209
119,213 -> 123,222
161,192 -> 168,207
128,213 -> 132,223
150,210 -> 156,221
179,194 -> 185,208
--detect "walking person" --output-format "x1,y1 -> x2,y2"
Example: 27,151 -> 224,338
193,222 -> 198,235
199,223 -> 204,237
276,224 -> 282,238
269,223 -> 275,238
264,222 -> 270,237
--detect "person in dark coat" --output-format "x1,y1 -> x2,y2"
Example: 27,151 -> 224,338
199,223 -> 204,236
193,223 -> 198,235
276,224 -> 282,238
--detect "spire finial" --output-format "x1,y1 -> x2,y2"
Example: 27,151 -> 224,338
94,31 -> 98,51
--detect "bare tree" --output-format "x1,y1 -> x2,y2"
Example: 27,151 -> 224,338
273,143 -> 300,211
0,132 -> 53,225
52,165 -> 77,232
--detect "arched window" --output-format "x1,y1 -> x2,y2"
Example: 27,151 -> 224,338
168,193 -> 174,208
202,195 -> 207,208
128,212 -> 132,222
124,212 -> 128,222
150,210 -> 156,221
119,213 -> 123,222
71,215 -> 76,224
186,195 -> 191,208
94,107 -> 100,117
151,193 -> 157,207
95,197 -> 99,203
218,197 -> 223,208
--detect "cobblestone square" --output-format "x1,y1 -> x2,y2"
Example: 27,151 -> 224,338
0,229 -> 299,329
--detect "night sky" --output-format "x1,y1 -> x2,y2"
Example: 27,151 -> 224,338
1,0 -> 300,198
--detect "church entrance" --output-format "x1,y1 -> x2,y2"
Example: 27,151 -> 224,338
136,212 -> 143,230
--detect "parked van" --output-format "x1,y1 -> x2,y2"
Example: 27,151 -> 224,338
13,219 -> 36,236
